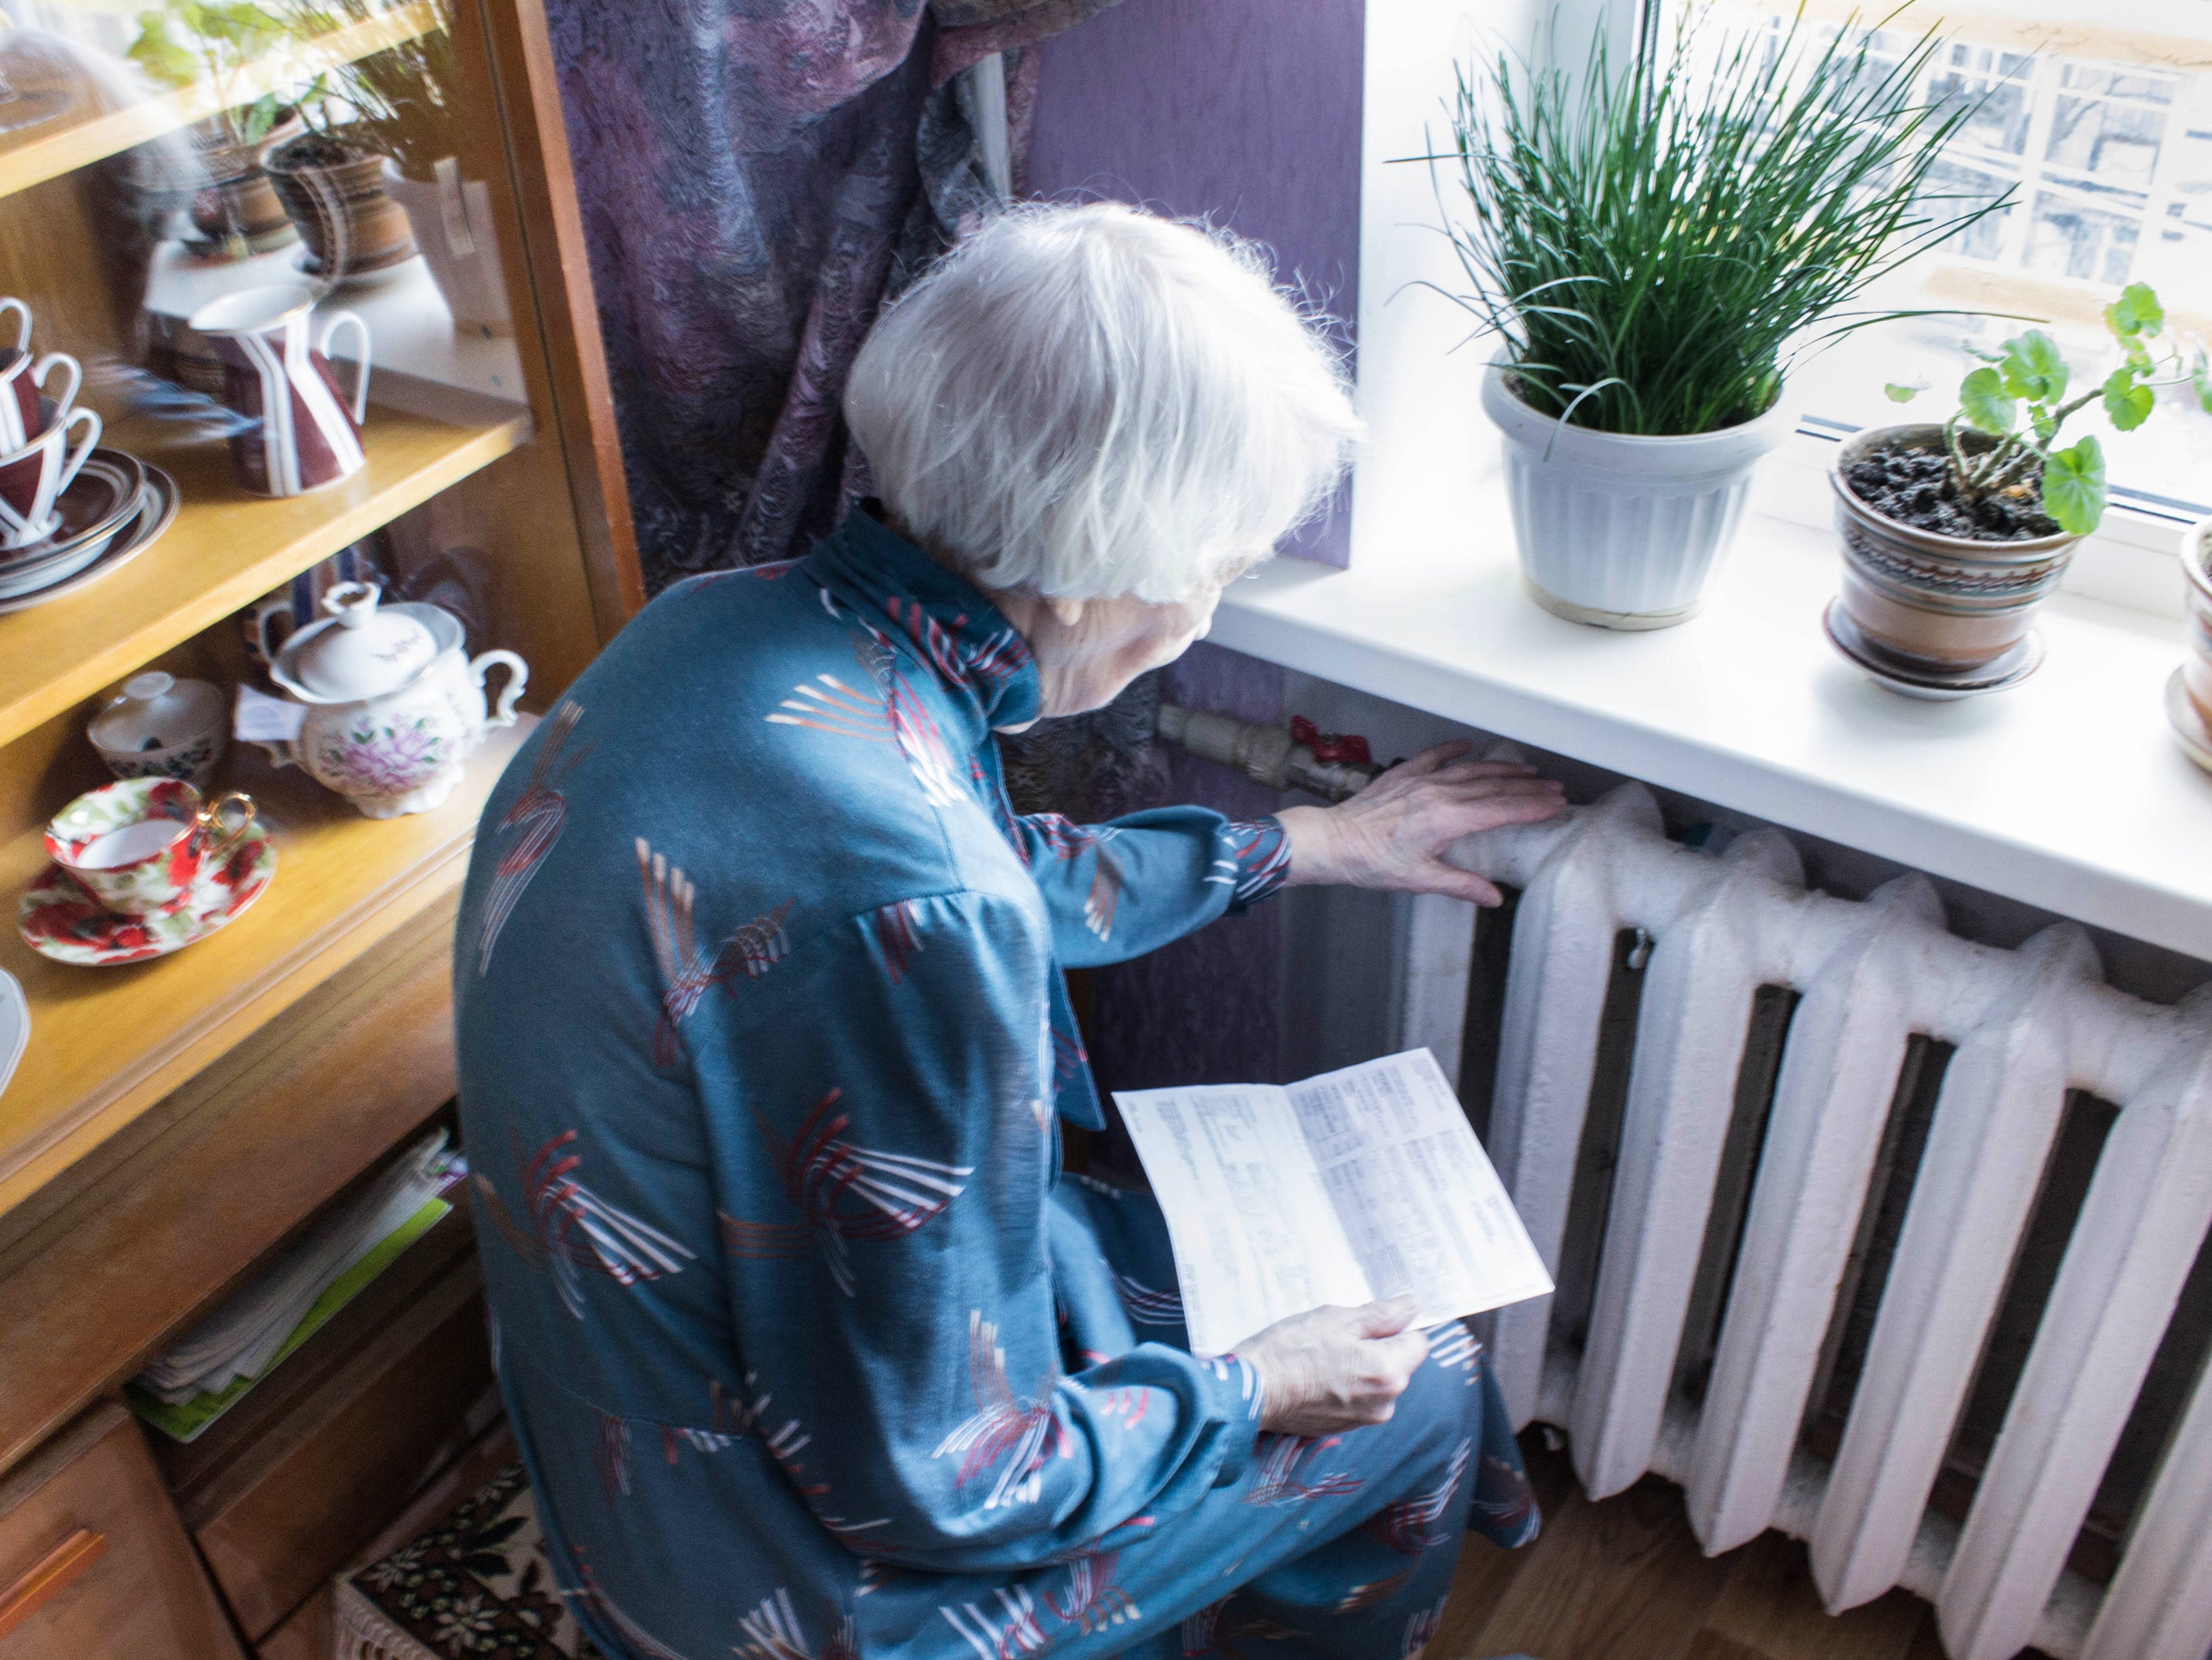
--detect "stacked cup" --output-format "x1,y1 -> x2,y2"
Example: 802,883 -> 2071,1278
0,295 -> 100,549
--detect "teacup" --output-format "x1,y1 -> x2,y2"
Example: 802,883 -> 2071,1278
44,778 -> 258,918
0,402 -> 101,549
0,296 -> 80,453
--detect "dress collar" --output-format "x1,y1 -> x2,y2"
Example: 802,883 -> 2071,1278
800,506 -> 1042,735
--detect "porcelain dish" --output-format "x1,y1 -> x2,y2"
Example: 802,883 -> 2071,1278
18,820 -> 277,966
0,462 -> 180,614
89,671 -> 229,789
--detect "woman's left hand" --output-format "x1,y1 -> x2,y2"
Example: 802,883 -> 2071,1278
1276,741 -> 1567,906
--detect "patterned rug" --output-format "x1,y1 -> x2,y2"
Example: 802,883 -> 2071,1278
334,1463 -> 604,1660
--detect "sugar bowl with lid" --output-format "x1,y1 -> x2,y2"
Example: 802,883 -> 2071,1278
259,581 -> 527,818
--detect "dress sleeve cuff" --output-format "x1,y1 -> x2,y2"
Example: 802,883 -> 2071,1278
1220,817 -> 1292,912
1202,1353 -> 1267,1487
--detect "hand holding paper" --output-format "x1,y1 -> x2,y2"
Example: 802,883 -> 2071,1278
1115,1049 -> 1553,1359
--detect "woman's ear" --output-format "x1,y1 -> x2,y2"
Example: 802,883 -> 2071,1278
1045,594 -> 1087,629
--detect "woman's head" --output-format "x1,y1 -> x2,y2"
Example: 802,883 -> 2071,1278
843,202 -> 1360,716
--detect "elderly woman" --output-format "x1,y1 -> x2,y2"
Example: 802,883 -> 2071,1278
455,203 -> 1565,1660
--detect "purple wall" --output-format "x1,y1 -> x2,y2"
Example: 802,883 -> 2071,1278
1025,0 -> 1365,568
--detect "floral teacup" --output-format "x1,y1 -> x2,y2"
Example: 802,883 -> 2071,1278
45,778 -> 257,917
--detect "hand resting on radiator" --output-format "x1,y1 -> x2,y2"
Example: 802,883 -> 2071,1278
1276,741 -> 1566,906
1236,1294 -> 1433,1435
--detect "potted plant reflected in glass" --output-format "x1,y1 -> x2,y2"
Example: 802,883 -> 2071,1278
1438,10 -> 1991,628
128,1 -> 303,258
1831,284 -> 2210,698
322,0 -> 512,333
263,53 -> 419,282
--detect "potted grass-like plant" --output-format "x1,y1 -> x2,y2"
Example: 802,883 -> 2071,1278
1440,9 -> 1991,628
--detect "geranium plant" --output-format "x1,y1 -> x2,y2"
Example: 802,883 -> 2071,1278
1878,284 -> 2212,537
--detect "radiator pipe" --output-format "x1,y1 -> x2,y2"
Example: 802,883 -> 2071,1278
1155,703 -> 1386,803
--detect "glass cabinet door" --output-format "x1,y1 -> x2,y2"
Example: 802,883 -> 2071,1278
0,0 -> 624,1214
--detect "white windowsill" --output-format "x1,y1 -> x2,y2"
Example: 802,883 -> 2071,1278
1213,450 -> 2212,964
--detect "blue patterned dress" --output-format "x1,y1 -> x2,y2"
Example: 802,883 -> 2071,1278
454,509 -> 1539,1660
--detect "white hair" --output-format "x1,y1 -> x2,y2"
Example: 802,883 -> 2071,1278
842,202 -> 1361,604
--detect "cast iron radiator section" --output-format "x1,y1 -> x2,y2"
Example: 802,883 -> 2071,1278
1155,707 -> 2212,1660
1436,781 -> 2212,1660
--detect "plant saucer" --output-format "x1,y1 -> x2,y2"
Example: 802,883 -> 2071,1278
1822,600 -> 2044,701
18,823 -> 277,967
2166,670 -> 2212,778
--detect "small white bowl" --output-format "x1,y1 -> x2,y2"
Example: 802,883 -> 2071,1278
87,672 -> 228,791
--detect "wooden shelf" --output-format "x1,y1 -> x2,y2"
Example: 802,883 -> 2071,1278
0,718 -> 529,1221
0,397 -> 529,752
0,3 -> 438,203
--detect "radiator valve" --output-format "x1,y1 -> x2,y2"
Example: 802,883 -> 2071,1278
1156,703 -> 1386,803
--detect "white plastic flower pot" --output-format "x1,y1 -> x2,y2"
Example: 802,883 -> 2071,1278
1481,367 -> 1797,629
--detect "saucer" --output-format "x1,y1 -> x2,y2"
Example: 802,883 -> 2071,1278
0,462 -> 179,614
2166,669 -> 2212,777
18,821 -> 276,967
1823,600 -> 2045,700
0,451 -> 146,598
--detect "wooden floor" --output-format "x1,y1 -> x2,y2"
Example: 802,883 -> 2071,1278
1433,1436 -> 2021,1660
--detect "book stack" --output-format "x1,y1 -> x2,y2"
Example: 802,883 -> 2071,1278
127,1130 -> 467,1443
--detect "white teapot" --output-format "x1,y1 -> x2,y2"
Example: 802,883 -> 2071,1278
261,581 -> 527,818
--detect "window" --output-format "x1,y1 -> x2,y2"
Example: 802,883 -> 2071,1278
1659,0 -> 2212,525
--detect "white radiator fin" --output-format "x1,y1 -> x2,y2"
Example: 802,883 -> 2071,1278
1430,782 -> 2212,1660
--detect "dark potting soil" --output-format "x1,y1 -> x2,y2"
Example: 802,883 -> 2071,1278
1845,442 -> 2060,542
272,132 -> 375,169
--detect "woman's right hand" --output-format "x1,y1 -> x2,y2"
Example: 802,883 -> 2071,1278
1235,1294 -> 1432,1436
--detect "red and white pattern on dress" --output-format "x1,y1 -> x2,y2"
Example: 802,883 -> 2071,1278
1427,1323 -> 1482,1384
1368,1438 -> 1473,1555
1093,1387 -> 1153,1430
1110,1271 -> 1184,1329
1402,1592 -> 1450,1658
882,594 -> 1028,694
769,628 -> 971,813
1045,1550 -> 1142,1635
637,837 -> 794,1069
1083,848 -> 1123,941
933,1310 -> 1070,1511
1245,1434 -> 1365,1507
940,1586 -> 1047,1660
720,1087 -> 972,1295
1334,1571 -> 1412,1614
1213,820 -> 1293,907
739,1588 -> 861,1660
474,1131 -> 697,1319
764,672 -> 892,743
871,897 -> 925,984
475,700 -> 591,977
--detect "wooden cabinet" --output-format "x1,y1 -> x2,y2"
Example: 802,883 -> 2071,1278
0,1405 -> 244,1660
0,0 -> 642,1649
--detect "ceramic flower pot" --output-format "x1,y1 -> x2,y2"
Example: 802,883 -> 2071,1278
1481,365 -> 1796,629
264,582 -> 527,817
265,139 -> 419,282
1829,425 -> 2081,684
187,115 -> 303,256
382,160 -> 512,334
2170,519 -> 2212,774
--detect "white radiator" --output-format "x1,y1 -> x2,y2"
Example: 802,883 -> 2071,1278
1412,781 -> 2212,1660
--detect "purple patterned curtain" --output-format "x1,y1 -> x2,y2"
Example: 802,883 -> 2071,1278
543,0 -> 1121,591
